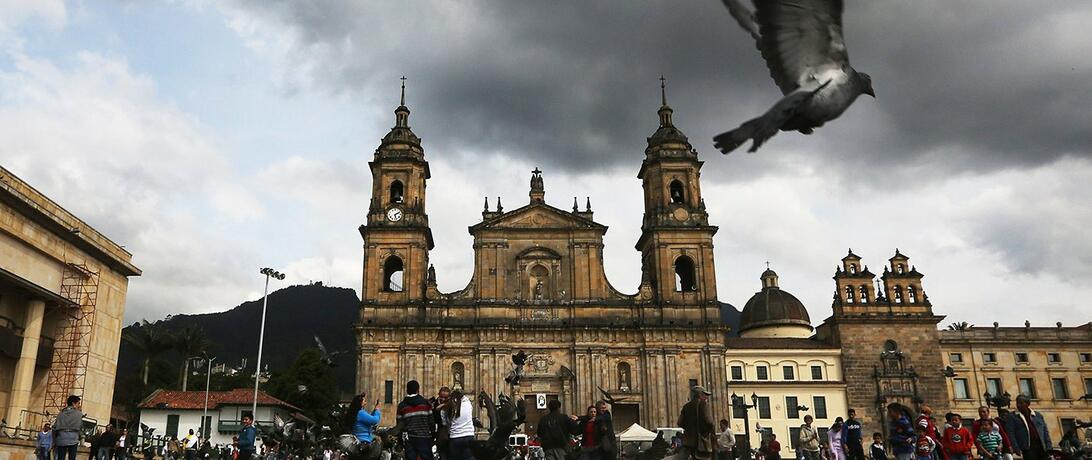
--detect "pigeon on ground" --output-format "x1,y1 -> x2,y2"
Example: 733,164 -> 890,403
715,0 -> 875,154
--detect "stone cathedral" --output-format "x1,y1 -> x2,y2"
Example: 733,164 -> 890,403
355,84 -> 730,431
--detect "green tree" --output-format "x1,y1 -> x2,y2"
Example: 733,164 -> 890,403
265,348 -> 339,425
174,326 -> 211,391
122,320 -> 173,385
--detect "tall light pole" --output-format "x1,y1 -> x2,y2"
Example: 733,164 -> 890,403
253,267 -> 285,420
199,354 -> 217,439
732,392 -> 760,460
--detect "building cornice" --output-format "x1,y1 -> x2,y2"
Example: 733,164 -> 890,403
0,166 -> 141,277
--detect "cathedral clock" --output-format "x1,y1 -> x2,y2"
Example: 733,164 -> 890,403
386,207 -> 404,222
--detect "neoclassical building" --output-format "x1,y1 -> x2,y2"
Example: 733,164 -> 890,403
725,268 -> 847,458
0,166 -> 140,429
939,322 -> 1092,445
356,85 -> 729,431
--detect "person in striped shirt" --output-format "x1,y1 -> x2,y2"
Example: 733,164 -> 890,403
975,420 -> 1003,460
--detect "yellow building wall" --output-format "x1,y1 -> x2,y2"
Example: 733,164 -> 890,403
939,325 -> 1092,446
726,348 -> 848,458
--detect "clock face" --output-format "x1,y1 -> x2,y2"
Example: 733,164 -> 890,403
386,207 -> 404,222
672,207 -> 690,221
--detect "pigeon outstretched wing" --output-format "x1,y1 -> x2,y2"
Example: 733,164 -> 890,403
715,0 -> 873,153
749,0 -> 849,94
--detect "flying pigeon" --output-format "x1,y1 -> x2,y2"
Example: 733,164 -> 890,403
714,0 -> 875,154
313,335 -> 347,367
597,386 -> 628,405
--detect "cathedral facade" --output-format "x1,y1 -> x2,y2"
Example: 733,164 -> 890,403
355,86 -> 729,430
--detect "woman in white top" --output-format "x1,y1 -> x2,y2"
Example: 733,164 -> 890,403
442,391 -> 476,460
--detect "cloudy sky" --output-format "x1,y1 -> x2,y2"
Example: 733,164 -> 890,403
2,1 -> 1089,327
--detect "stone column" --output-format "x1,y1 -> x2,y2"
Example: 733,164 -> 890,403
7,299 -> 45,427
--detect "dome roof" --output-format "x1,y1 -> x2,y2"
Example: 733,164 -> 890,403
738,269 -> 812,336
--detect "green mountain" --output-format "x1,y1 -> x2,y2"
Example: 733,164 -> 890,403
116,283 -> 360,399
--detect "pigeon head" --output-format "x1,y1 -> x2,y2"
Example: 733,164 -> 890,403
858,72 -> 876,97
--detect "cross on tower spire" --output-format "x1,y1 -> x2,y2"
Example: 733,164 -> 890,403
657,75 -> 674,127
400,76 -> 407,106
660,74 -> 667,107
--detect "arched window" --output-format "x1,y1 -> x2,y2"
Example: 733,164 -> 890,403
897,264 -> 905,274
674,256 -> 697,292
907,286 -> 917,303
859,285 -> 869,303
669,180 -> 686,204
451,362 -> 464,390
618,362 -> 632,392
383,256 -> 404,292
849,264 -> 857,274
389,180 -> 404,204
529,264 -> 550,300
845,285 -> 855,303
894,286 -> 903,304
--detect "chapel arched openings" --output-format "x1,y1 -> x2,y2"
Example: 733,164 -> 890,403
831,248 -> 931,316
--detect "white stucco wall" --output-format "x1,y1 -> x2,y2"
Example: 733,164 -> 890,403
138,405 -> 289,447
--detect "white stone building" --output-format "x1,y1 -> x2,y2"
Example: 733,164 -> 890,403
137,388 -> 298,446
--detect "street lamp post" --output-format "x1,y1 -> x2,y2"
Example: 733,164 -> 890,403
200,355 -> 217,440
732,392 -> 760,460
253,267 -> 285,420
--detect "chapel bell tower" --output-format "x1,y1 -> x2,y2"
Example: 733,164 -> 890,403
635,78 -> 719,321
360,78 -> 434,304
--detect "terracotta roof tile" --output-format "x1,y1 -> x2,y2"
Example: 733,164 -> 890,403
139,388 -> 299,411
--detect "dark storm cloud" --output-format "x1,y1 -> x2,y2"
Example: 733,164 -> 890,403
231,0 -> 1092,178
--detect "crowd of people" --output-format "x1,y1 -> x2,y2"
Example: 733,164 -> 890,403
682,393 -> 1059,460
340,380 -> 620,460
32,388 -> 1068,460
35,395 -> 261,460
885,396 -> 1053,460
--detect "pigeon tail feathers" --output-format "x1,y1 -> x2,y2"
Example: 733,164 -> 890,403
716,81 -> 831,154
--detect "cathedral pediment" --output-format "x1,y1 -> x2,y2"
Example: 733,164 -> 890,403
470,203 -> 606,232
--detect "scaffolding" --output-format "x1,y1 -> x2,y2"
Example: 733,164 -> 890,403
44,263 -> 100,415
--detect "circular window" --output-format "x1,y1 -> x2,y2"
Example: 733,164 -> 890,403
883,340 -> 898,352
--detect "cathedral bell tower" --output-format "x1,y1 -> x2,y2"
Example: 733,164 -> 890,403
635,78 -> 719,323
359,78 -> 434,304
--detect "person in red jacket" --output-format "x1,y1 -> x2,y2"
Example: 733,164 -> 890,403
941,414 -> 974,460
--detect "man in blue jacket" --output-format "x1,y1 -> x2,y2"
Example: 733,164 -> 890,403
1003,395 -> 1051,460
843,409 -> 865,460
237,414 -> 257,460
887,404 -> 915,460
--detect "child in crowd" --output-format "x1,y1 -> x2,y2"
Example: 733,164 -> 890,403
974,419 -> 1002,460
871,433 -> 888,460
916,424 -> 938,460
941,414 -> 973,460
